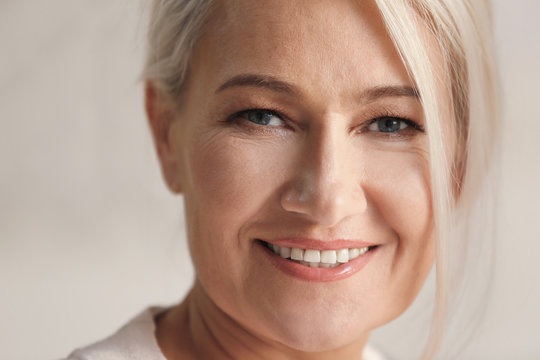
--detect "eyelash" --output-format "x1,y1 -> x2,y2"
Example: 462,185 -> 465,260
226,108 -> 424,135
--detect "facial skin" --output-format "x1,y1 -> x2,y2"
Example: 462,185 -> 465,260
147,0 -> 450,358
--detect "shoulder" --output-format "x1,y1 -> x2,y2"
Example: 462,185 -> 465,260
63,307 -> 168,360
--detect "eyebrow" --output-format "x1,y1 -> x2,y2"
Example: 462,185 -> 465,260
215,73 -> 420,102
215,74 -> 298,95
362,85 -> 420,102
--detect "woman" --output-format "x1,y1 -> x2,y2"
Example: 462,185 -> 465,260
66,0 -> 497,359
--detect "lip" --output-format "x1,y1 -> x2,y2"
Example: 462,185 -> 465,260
256,239 -> 379,282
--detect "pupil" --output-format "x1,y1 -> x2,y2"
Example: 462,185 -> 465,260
379,118 -> 400,133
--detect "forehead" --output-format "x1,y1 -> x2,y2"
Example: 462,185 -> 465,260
190,0 -> 414,101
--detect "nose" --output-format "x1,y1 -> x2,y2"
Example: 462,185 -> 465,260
280,124 -> 367,227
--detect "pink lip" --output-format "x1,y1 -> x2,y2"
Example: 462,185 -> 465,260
257,240 -> 379,282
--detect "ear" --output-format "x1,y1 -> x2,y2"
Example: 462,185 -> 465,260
145,81 -> 183,194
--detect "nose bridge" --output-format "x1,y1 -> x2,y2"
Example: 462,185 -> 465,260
281,120 -> 366,226
310,124 -> 344,196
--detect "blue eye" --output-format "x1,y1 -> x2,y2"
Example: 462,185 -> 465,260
241,109 -> 285,126
368,117 -> 410,133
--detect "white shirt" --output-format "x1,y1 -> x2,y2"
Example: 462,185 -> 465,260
65,307 -> 387,360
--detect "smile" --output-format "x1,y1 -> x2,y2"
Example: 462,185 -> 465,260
257,239 -> 378,282
263,241 -> 374,268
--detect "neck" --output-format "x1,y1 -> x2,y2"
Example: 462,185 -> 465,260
156,281 -> 369,360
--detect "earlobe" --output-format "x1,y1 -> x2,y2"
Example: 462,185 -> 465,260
145,81 -> 183,194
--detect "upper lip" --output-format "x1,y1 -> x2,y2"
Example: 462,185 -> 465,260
257,238 -> 377,250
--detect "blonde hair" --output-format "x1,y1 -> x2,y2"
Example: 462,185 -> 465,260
144,0 -> 214,95
374,1 -> 498,358
143,1 -> 498,358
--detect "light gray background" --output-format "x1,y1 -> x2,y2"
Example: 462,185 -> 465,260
0,1 -> 538,359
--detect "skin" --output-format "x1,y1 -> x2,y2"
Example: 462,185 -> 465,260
146,0 -> 453,359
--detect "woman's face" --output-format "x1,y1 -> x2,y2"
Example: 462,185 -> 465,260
157,0 -> 447,352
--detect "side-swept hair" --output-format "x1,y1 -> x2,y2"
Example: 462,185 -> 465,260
374,1 -> 498,358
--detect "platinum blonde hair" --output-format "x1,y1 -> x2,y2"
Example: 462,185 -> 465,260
144,0 -> 214,94
373,1 -> 498,358
143,1 -> 498,358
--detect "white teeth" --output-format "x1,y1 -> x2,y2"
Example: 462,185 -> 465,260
266,242 -> 372,267
349,248 -> 360,259
303,249 -> 321,263
279,246 -> 291,258
290,247 -> 304,261
349,247 -> 369,259
320,250 -> 337,264
336,248 -> 349,263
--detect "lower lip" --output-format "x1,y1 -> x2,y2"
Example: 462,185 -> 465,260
257,241 -> 378,282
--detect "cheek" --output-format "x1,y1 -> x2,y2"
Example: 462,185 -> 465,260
362,148 -> 434,298
186,135 -> 286,220
366,150 -> 432,239
181,133 -> 290,294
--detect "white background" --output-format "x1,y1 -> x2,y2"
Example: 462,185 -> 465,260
0,1 -> 538,359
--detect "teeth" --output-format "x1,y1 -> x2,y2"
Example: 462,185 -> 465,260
303,249 -> 321,263
349,247 -> 369,259
336,249 -> 349,263
349,248 -> 360,259
279,246 -> 291,258
265,242 -> 372,267
290,247 -> 304,261
321,250 -> 337,264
